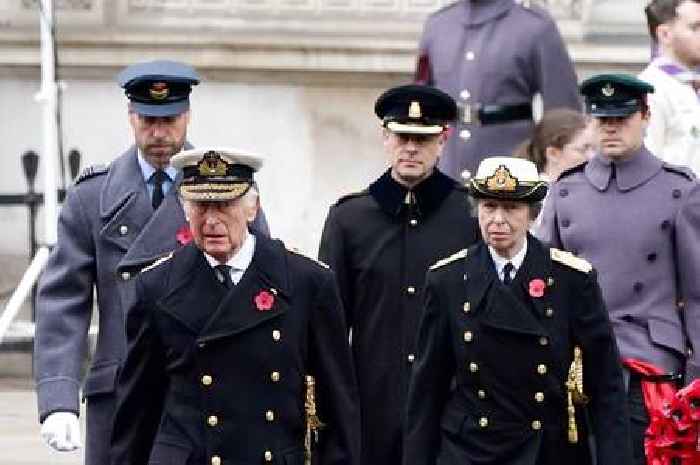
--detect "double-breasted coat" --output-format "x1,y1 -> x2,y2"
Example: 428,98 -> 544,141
537,147 -> 700,382
318,169 -> 480,465
33,145 -> 269,465
403,237 -> 632,465
110,235 -> 360,465
416,0 -> 580,179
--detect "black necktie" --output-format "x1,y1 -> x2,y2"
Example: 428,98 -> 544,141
610,163 -> 617,181
503,262 -> 515,285
151,170 -> 168,210
215,264 -> 233,289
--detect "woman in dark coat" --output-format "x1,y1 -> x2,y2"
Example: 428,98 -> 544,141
403,157 -> 632,465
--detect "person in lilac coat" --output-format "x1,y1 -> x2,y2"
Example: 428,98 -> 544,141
415,0 -> 580,180
538,73 -> 700,465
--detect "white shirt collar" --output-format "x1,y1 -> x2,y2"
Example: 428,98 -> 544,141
203,232 -> 256,283
489,238 -> 528,282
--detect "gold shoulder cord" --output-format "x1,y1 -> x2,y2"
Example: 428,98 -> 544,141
566,346 -> 589,443
305,375 -> 325,465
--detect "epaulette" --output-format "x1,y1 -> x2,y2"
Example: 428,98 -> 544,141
140,252 -> 174,274
550,248 -> 592,273
557,161 -> 587,180
75,164 -> 108,184
663,163 -> 696,181
288,247 -> 330,269
430,248 -> 468,271
334,189 -> 369,206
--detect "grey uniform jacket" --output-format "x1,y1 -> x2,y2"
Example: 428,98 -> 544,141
537,147 -> 700,382
33,145 -> 269,465
417,0 -> 580,179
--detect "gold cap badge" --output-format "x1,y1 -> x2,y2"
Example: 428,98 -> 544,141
408,101 -> 422,119
149,82 -> 170,100
197,151 -> 228,177
602,83 -> 615,97
485,165 -> 518,192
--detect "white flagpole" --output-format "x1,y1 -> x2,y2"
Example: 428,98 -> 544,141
0,0 -> 59,343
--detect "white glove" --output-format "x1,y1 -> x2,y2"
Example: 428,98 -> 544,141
40,411 -> 82,452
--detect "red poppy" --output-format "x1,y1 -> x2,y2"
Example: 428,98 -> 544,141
254,290 -> 275,311
176,225 -> 193,246
528,279 -> 545,298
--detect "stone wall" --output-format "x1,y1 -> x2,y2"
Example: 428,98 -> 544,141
0,0 -> 650,268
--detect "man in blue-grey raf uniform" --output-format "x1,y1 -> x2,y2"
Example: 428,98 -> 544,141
416,0 -> 580,180
33,60 -> 269,465
538,74 -> 700,465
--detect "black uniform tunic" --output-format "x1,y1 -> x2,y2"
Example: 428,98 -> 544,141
318,169 -> 479,465
403,237 -> 633,465
110,236 -> 360,465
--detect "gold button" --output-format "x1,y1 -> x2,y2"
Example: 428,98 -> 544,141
119,225 -> 128,235
469,362 -> 479,373
201,375 -> 213,386
266,410 -> 275,422
272,330 -> 281,341
198,342 -> 207,349
407,286 -> 416,295
535,392 -> 544,403
479,417 -> 488,428
537,364 -> 547,375
465,51 -> 475,61
532,420 -> 542,430
477,389 -> 486,399
463,302 -> 470,313
271,371 -> 280,382
121,271 -> 131,281
211,456 -> 221,465
545,308 -> 554,318
407,353 -> 415,363
464,331 -> 473,343
409,219 -> 418,226
207,415 -> 218,427
264,450 -> 273,462
459,129 -> 471,140
539,337 -> 549,346
547,277 -> 554,287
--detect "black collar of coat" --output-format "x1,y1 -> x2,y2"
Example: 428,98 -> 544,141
157,235 -> 292,341
466,236 -> 552,335
368,168 -> 457,218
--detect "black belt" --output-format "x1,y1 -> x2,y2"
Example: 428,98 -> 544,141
457,102 -> 533,126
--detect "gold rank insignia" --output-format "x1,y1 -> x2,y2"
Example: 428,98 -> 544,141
485,165 -> 518,192
550,248 -> 592,273
198,151 -> 228,177
140,251 -> 174,274
430,248 -> 468,270
149,82 -> 170,100
408,101 -> 422,119
601,83 -> 615,97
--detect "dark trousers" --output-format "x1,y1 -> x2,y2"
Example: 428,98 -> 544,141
627,375 -> 650,465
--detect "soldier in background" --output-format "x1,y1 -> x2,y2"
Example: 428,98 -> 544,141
538,74 -> 700,465
318,84 -> 480,465
416,0 -> 580,180
34,60 -> 268,465
640,0 -> 700,175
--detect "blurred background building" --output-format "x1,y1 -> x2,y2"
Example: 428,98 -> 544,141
0,0 -> 648,348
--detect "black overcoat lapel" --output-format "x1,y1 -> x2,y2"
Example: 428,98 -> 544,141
198,237 -> 291,343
